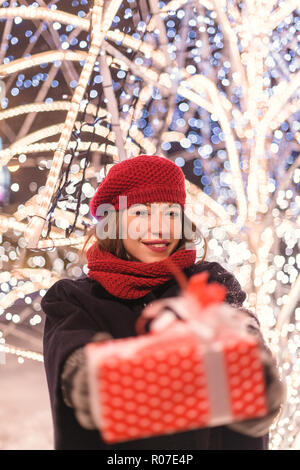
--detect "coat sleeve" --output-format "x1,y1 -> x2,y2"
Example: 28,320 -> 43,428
41,279 -> 108,420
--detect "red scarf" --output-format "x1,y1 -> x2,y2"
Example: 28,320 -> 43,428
86,241 -> 196,299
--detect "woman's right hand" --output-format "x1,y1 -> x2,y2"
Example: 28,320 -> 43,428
60,331 -> 112,430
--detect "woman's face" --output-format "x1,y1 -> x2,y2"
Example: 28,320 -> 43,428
121,202 -> 182,263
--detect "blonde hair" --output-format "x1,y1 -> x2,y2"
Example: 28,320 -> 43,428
80,209 -> 207,264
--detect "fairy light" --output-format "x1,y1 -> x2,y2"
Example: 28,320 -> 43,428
0,343 -> 43,363
0,50 -> 88,77
0,6 -> 89,33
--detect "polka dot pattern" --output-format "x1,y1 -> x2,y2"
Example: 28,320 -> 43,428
87,333 -> 267,444
94,334 -> 211,443
223,336 -> 268,420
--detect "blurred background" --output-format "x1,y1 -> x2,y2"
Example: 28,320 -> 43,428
0,0 -> 299,449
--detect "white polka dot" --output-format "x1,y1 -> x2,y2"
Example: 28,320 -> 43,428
157,363 -> 168,373
158,376 -> 170,386
194,376 -> 205,386
181,359 -> 193,369
111,384 -> 122,394
115,423 -> 126,432
245,404 -> 255,414
111,397 -> 123,407
240,356 -> 251,366
104,431 -> 114,441
148,384 -> 159,394
186,409 -> 198,419
132,367 -> 144,378
171,380 -> 183,390
185,384 -> 195,394
198,401 -> 209,410
128,427 -> 139,436
123,388 -> 134,399
242,380 -> 252,390
161,388 -> 172,399
230,376 -> 241,386
173,392 -> 184,402
170,368 -> 181,378
136,392 -> 147,403
108,371 -> 120,381
149,397 -> 160,407
168,355 -> 180,365
152,422 -> 163,432
138,405 -> 149,416
151,409 -> 162,419
113,409 -> 125,419
251,359 -> 261,370
229,364 -> 240,374
175,417 -> 187,427
228,352 -> 238,362
121,376 -> 133,386
244,392 -> 254,402
162,401 -> 173,411
126,414 -> 138,424
254,384 -> 265,394
256,396 -> 267,406
232,389 -> 242,398
163,413 -> 174,423
145,372 -> 157,382
182,372 -> 194,382
253,371 -> 263,381
174,404 -> 185,415
140,418 -> 151,428
124,401 -> 135,411
196,388 -> 207,398
241,368 -> 251,378
134,379 -> 146,390
119,363 -> 132,374
186,396 -> 196,406
234,401 -> 243,410
144,359 -> 156,369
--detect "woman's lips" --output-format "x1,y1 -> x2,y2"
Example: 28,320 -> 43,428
141,242 -> 170,253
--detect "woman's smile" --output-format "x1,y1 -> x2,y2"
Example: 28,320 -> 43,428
141,240 -> 170,253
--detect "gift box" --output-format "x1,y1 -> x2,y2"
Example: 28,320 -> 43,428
85,272 -> 268,444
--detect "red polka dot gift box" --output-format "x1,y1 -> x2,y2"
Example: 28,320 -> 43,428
84,272 -> 268,444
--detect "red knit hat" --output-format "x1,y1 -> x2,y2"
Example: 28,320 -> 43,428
90,154 -> 186,220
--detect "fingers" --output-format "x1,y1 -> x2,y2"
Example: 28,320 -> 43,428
92,332 -> 113,343
70,367 -> 98,430
75,409 -> 98,430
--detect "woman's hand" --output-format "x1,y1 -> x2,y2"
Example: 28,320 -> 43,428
141,296 -> 285,437
60,331 -> 112,430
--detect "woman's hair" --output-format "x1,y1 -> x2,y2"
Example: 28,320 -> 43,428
80,209 -> 207,263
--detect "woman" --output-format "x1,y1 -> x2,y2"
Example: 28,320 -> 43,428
42,154 -> 284,450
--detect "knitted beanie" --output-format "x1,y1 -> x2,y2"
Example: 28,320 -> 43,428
90,154 -> 186,220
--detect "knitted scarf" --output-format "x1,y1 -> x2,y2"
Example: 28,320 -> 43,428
86,241 -> 196,299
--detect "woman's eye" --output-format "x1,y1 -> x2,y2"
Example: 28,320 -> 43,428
165,211 -> 180,217
135,210 -> 148,216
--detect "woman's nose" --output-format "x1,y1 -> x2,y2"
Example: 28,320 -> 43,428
147,212 -> 171,237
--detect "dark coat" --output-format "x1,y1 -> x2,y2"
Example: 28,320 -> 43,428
41,260 -> 269,450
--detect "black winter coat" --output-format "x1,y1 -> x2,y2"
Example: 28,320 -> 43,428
41,260 -> 269,450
